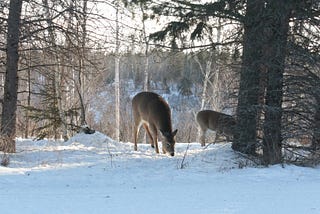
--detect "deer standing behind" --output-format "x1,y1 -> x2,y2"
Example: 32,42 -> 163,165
196,110 -> 236,146
132,92 -> 178,156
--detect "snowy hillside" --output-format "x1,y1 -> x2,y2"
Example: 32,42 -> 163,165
1,132 -> 320,214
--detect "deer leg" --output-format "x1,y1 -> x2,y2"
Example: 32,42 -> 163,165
143,124 -> 154,148
150,125 -> 159,153
214,132 -> 220,144
133,127 -> 138,151
200,129 -> 206,147
133,122 -> 141,151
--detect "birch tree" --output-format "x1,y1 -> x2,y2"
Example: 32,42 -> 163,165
196,18 -> 224,111
125,1 -> 150,91
140,5 -> 150,91
114,2 -> 121,142
194,51 -> 213,111
76,0 -> 89,126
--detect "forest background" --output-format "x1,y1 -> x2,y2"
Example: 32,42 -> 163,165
0,0 -> 319,166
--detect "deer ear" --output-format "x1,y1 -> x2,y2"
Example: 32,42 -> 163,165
160,129 -> 169,137
172,129 -> 178,136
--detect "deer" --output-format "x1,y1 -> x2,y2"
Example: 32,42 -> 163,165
132,91 -> 178,156
196,110 -> 236,147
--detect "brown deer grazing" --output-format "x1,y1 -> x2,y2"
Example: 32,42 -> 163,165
196,110 -> 236,146
132,92 -> 178,156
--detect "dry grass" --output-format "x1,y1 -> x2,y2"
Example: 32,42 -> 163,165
1,153 -> 10,167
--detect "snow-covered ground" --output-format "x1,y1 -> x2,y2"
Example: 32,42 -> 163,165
1,132 -> 319,214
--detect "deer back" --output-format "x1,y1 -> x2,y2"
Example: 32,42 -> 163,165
132,92 -> 173,132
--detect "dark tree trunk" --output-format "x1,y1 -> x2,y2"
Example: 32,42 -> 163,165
312,97 -> 320,151
0,0 -> 23,153
233,0 -> 291,163
232,0 -> 265,155
262,0 -> 291,165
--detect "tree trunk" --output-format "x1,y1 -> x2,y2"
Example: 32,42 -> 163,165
140,5 -> 150,91
77,0 -> 88,126
311,74 -> 320,150
114,4 -> 121,142
25,63 -> 31,138
232,0 -> 265,155
1,0 -> 23,153
262,0 -> 290,165
194,53 -> 213,111
312,102 -> 320,150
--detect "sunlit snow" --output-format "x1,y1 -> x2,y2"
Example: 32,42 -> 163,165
0,132 -> 319,214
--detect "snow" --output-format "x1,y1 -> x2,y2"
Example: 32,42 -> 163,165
1,132 -> 320,214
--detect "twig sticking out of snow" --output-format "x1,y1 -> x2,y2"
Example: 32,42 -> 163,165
178,127 -> 192,169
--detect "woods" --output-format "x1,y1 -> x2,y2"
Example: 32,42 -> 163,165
0,0 -> 319,166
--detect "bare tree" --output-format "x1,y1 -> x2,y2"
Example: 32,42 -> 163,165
76,0 -> 89,126
194,51 -> 213,111
114,1 -> 121,142
140,4 -> 150,91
